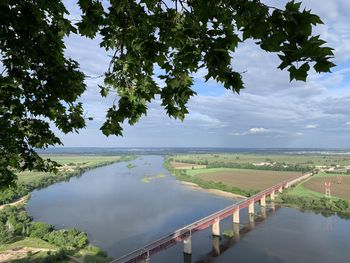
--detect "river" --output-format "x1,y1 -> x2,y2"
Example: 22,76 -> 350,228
27,155 -> 350,262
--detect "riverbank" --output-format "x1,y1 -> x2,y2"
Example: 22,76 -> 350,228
0,195 -> 29,211
180,181 -> 247,199
0,155 -> 135,263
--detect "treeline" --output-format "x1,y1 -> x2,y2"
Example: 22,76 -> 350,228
0,156 -> 134,205
172,158 -> 209,165
278,193 -> 350,218
0,205 -> 110,262
169,157 -> 314,172
324,170 -> 349,174
206,162 -> 313,172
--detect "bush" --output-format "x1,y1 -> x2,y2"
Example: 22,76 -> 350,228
46,229 -> 88,248
279,193 -> 350,214
30,222 -> 53,239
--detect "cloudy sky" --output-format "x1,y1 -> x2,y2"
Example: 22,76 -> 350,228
58,0 -> 350,148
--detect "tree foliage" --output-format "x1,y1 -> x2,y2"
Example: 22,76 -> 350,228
0,0 -> 335,188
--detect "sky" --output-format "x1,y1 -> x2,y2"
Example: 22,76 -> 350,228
57,0 -> 350,148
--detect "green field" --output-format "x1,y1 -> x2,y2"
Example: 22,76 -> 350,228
288,173 -> 350,201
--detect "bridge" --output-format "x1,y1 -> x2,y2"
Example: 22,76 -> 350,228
111,172 -> 312,263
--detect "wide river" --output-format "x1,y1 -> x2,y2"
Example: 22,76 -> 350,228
27,155 -> 350,262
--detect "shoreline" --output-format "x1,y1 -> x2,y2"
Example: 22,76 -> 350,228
179,181 -> 247,199
0,195 -> 30,210
0,157 -> 134,263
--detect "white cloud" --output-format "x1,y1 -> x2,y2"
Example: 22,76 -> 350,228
305,125 -> 318,129
346,122 -> 350,125
249,127 -> 269,134
230,127 -> 270,136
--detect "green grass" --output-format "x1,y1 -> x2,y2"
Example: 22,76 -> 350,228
0,237 -> 58,252
287,184 -> 329,199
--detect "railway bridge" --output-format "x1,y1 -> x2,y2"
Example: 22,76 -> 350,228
111,172 -> 312,263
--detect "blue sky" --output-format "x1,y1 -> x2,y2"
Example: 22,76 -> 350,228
57,0 -> 350,148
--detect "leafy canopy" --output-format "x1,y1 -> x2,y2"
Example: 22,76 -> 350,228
0,0 -> 335,188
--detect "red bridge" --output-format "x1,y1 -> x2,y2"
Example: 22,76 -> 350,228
111,172 -> 312,263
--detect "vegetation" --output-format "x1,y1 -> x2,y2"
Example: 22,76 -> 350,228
141,173 -> 166,183
277,193 -> 350,218
0,205 -> 111,262
0,206 -> 86,248
206,162 -> 312,172
127,163 -> 136,169
1,1 -> 334,188
0,155 -> 134,205
222,230 -> 234,239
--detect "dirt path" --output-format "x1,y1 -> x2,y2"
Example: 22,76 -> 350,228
0,195 -> 29,210
0,247 -> 54,262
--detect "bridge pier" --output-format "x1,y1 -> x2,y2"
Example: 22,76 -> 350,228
212,217 -> 220,236
183,253 -> 192,263
260,194 -> 266,207
233,223 -> 240,239
184,235 -> 192,255
212,236 -> 220,256
249,213 -> 255,228
142,251 -> 150,263
248,201 -> 254,215
260,206 -> 266,219
233,209 -> 240,224
278,185 -> 283,193
270,190 -> 275,201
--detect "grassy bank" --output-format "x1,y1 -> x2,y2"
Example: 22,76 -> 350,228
0,206 -> 111,262
0,154 -> 135,262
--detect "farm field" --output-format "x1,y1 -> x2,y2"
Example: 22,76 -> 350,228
187,168 -> 301,191
301,174 -> 350,200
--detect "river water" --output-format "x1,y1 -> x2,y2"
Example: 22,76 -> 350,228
27,155 -> 350,262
